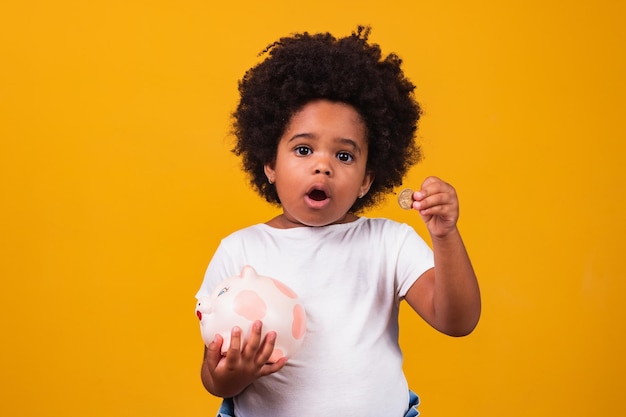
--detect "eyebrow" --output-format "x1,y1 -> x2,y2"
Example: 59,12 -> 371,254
287,134 -> 363,155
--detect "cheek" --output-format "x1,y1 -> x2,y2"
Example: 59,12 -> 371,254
274,163 -> 303,194
275,156 -> 302,177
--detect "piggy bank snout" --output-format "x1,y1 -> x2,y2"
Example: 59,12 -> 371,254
196,296 -> 213,320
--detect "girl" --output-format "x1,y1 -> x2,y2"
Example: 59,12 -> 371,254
196,26 -> 481,417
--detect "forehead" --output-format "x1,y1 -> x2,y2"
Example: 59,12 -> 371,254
283,100 -> 367,142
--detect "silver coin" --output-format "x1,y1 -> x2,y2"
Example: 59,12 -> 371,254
397,188 -> 414,210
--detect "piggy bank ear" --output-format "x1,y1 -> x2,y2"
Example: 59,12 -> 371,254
240,265 -> 258,279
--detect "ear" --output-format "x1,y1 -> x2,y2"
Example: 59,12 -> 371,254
264,161 -> 276,184
359,170 -> 375,198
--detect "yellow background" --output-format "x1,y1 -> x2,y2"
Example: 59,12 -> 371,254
1,1 -> 624,416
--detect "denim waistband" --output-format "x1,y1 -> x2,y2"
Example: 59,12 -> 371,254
216,389 -> 420,417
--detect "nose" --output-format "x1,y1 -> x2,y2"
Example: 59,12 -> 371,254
313,155 -> 332,176
315,168 -> 331,176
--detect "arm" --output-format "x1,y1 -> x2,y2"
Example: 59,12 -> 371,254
200,321 -> 287,398
404,176 -> 481,337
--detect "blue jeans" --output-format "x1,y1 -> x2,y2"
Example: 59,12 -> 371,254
216,390 -> 420,417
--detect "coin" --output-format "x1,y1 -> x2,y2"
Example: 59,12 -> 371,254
397,188 -> 414,210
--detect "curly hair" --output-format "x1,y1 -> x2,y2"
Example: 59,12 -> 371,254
232,26 -> 422,212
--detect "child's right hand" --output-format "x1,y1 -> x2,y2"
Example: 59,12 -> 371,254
201,320 -> 287,398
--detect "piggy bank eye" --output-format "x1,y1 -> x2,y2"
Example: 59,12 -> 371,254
217,287 -> 229,297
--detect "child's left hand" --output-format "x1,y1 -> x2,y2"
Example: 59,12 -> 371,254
412,176 -> 460,239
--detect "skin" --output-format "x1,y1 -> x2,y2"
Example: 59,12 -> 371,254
405,177 -> 481,337
264,100 -> 374,228
201,99 -> 481,397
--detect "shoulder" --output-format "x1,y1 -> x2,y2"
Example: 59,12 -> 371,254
357,217 -> 432,254
220,223 -> 269,244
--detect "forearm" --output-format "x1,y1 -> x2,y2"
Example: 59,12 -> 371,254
430,227 -> 481,336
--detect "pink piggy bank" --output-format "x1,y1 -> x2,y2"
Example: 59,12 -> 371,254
196,265 -> 306,363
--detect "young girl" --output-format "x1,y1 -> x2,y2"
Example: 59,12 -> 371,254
196,26 -> 481,417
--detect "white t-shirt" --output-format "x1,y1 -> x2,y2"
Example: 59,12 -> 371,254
196,217 -> 434,417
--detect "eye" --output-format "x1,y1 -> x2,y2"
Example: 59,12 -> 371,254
295,145 -> 312,156
337,151 -> 354,162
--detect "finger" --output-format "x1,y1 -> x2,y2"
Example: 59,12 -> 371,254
259,356 -> 288,377
221,327 -> 244,369
204,336 -> 224,369
416,176 -> 454,201
415,184 -> 457,210
414,186 -> 436,202
242,321 -> 263,358
256,330 -> 278,365
418,176 -> 443,195
419,202 -> 453,218
226,326 -> 243,355
414,192 -> 449,212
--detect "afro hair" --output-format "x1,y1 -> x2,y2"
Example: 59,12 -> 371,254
232,26 -> 422,212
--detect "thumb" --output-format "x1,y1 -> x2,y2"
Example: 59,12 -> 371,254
204,334 -> 225,369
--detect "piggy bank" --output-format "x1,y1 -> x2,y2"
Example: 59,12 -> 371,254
196,265 -> 306,363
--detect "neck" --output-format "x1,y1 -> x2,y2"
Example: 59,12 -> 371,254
265,213 -> 360,229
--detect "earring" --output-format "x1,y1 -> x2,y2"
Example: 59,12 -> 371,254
268,177 -> 274,185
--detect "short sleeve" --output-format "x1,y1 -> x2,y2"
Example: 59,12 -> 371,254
395,223 -> 434,299
195,240 -> 241,299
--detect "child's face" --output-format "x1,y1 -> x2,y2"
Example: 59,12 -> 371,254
264,99 -> 374,227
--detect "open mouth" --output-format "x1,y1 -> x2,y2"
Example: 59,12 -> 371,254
308,189 -> 328,201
